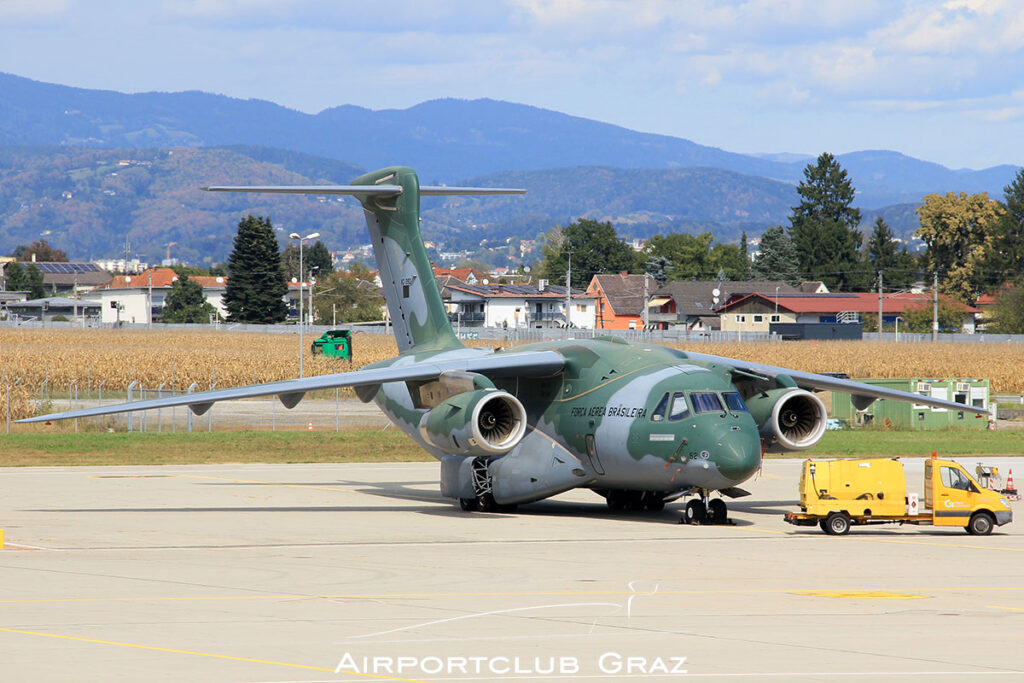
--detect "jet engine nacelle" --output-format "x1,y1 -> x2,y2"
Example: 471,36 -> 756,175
745,388 -> 828,452
419,389 -> 527,457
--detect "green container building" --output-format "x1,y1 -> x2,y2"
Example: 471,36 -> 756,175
832,378 -> 991,430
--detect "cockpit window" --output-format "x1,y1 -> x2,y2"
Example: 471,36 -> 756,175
723,392 -> 748,413
668,392 -> 690,421
651,392 -> 670,422
691,392 -> 724,414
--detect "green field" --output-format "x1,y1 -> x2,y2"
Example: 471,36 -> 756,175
0,428 -> 1021,467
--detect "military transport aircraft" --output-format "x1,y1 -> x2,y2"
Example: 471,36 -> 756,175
21,166 -> 989,523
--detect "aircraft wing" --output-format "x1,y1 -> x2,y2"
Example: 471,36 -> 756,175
17,350 -> 564,424
681,350 -> 989,415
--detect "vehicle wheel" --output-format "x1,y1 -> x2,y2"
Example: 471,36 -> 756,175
708,498 -> 727,523
825,511 -> 851,536
685,499 -> 707,524
819,519 -> 829,533
311,344 -> 320,354
967,512 -> 994,536
459,498 -> 478,512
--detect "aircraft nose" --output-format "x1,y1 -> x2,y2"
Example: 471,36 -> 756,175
714,426 -> 762,483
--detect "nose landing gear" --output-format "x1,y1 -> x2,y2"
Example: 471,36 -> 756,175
680,490 -> 731,525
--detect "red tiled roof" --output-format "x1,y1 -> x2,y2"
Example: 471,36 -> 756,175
104,268 -> 227,289
718,292 -> 979,315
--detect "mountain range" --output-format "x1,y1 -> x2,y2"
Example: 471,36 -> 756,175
0,71 -> 1019,263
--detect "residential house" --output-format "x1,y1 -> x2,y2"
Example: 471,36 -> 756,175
587,273 -> 655,330
89,268 -> 228,324
649,280 -> 801,332
432,265 -> 486,285
440,280 -> 595,330
715,292 -> 979,334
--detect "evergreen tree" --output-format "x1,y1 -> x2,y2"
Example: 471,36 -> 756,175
223,215 -> 288,323
750,226 -> 800,285
789,153 -> 867,290
538,219 -> 640,290
987,284 -> 1024,334
10,263 -> 47,299
866,217 -> 917,290
988,168 -> 1024,286
645,256 -> 672,287
281,240 -> 335,281
162,274 -> 218,323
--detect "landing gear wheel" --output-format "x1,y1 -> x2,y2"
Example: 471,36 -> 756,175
685,499 -> 707,524
707,498 -> 727,523
967,512 -> 994,535
824,511 -> 851,535
475,492 -> 497,512
459,497 -> 478,512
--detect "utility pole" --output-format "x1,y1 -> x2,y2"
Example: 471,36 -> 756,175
877,270 -> 883,337
932,271 -> 939,342
642,272 -> 650,331
147,270 -> 153,329
565,251 -> 572,339
289,232 -> 320,377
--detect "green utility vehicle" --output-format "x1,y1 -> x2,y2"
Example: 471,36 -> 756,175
311,329 -> 353,361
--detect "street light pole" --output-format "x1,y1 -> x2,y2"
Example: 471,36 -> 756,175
289,231 -> 320,378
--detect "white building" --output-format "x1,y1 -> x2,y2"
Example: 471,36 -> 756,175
440,279 -> 597,330
88,268 -> 227,324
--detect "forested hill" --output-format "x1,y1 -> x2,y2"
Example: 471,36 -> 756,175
1,72 -> 1019,210
0,146 -> 802,263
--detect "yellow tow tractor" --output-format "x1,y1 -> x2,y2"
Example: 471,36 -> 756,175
784,454 -> 1013,535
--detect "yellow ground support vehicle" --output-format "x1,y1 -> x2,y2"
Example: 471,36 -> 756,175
784,456 -> 1013,535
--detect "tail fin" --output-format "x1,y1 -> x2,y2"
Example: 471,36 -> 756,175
351,166 -> 458,351
203,166 -> 524,352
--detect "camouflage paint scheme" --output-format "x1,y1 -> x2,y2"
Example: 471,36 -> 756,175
22,165 -> 990,516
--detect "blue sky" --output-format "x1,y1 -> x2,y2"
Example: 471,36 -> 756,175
1,0 -> 1022,170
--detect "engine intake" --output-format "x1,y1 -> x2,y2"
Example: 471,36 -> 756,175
420,389 -> 527,457
746,388 -> 828,452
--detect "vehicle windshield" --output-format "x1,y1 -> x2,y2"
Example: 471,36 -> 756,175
723,392 -> 748,412
691,392 -> 724,414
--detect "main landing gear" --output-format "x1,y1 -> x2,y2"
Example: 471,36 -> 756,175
458,457 -> 517,513
680,491 -> 730,525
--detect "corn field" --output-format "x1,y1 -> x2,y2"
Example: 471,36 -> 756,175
2,328 -> 1022,421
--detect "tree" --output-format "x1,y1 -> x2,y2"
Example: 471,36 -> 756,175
281,240 -> 334,281
915,192 -> 1002,303
538,219 -> 640,290
987,169 -> 1024,286
750,226 -> 800,285
162,274 -> 218,323
223,215 -> 289,323
645,256 -> 672,287
900,299 -> 970,333
987,284 -> 1024,334
280,241 -> 335,282
12,239 -> 68,262
4,262 -> 46,298
866,217 -> 917,291
788,153 -> 867,291
311,269 -> 385,324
